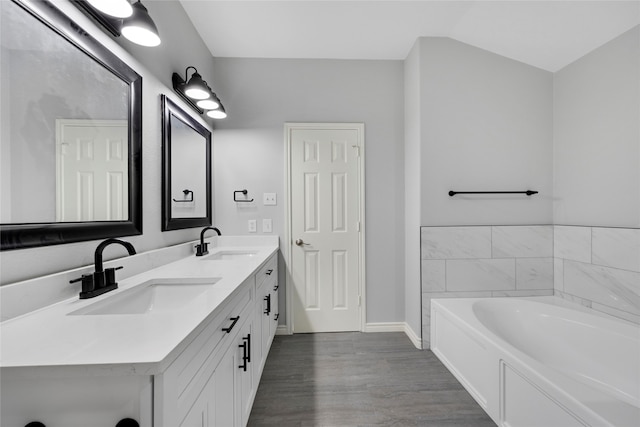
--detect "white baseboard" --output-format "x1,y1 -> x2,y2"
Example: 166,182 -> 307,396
364,322 -> 423,349
275,325 -> 290,335
403,323 -> 422,349
276,322 -> 423,349
363,322 -> 406,333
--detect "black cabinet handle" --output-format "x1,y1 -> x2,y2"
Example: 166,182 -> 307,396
222,316 -> 240,333
266,269 -> 273,276
238,334 -> 251,371
238,341 -> 247,371
264,294 -> 271,315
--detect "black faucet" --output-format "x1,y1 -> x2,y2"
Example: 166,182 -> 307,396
196,226 -> 221,256
70,238 -> 137,299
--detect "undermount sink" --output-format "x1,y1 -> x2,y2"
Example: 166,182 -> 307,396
202,251 -> 258,261
69,278 -> 221,316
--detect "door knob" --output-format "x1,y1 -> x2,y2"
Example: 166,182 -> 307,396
295,239 -> 310,246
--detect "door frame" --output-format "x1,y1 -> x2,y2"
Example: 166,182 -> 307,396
284,122 -> 366,334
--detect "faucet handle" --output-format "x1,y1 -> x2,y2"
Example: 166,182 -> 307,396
105,266 -> 124,287
70,274 -> 95,294
195,242 -> 209,257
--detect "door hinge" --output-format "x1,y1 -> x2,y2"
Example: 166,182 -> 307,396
357,221 -> 361,232
352,145 -> 360,157
358,295 -> 361,306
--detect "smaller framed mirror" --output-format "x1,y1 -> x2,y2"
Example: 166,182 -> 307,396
161,95 -> 212,231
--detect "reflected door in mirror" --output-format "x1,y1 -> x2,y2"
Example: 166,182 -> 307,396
56,119 -> 128,221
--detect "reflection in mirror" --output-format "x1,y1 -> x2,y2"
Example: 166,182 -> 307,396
0,0 -> 142,250
161,95 -> 212,231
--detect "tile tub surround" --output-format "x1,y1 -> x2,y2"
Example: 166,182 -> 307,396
421,225 -> 555,349
554,226 -> 640,324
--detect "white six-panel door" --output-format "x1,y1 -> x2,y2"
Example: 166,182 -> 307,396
56,119 -> 128,222
287,123 -> 365,333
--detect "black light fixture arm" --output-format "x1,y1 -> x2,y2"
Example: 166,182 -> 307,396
184,66 -> 196,79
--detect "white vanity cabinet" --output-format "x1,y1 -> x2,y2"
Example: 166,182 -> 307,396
0,245 -> 279,427
155,253 -> 279,427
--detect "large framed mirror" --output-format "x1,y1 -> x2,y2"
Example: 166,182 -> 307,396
0,0 -> 142,250
161,95 -> 212,231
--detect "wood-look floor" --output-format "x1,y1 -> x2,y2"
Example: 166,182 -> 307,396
248,332 -> 497,426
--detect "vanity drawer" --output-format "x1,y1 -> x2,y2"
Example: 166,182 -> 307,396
256,254 -> 277,289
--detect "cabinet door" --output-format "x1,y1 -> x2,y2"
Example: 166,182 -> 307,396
213,343 -> 237,427
270,287 -> 279,340
238,320 -> 255,427
180,389 -> 209,427
260,285 -> 271,370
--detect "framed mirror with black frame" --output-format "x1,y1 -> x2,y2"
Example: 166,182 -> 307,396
161,95 -> 212,231
0,0 -> 143,251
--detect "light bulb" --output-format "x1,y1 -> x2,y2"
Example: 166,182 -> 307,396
87,0 -> 133,18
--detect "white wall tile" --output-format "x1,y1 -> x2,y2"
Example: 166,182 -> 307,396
592,227 -> 640,272
492,226 -> 553,258
516,258 -> 554,290
421,260 -> 446,292
554,225 -> 591,262
590,302 -> 640,325
553,258 -> 564,292
563,260 -> 640,315
446,259 -> 515,291
491,290 -> 553,297
421,227 -> 491,259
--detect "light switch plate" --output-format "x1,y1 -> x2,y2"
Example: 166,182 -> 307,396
263,193 -> 277,206
248,219 -> 257,233
262,219 -> 272,233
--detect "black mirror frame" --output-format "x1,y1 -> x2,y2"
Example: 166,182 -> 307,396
0,0 -> 143,251
161,95 -> 212,231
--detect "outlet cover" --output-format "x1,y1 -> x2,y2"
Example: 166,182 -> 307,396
248,219 -> 257,233
263,193 -> 277,206
262,218 -> 273,233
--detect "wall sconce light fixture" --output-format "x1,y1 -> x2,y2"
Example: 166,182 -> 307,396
172,67 -> 227,120
121,1 -> 161,47
86,0 -> 133,18
73,0 -> 161,47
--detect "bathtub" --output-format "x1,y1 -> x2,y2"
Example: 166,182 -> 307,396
430,297 -> 640,427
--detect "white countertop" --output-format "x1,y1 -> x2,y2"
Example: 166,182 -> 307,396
0,242 -> 278,375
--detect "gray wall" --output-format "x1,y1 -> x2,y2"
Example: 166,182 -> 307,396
404,37 -> 554,337
0,0 -> 215,284
554,26 -> 640,228
419,38 -> 554,226
210,57 -> 405,325
403,41 -> 423,337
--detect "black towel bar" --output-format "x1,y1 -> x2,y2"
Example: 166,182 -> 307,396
449,190 -> 538,197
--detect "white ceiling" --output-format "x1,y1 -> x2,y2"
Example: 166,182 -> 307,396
179,0 -> 640,72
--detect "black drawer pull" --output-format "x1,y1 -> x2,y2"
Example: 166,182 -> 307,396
239,334 -> 251,371
266,269 -> 273,275
222,316 -> 240,333
238,341 -> 248,371
264,294 -> 271,315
